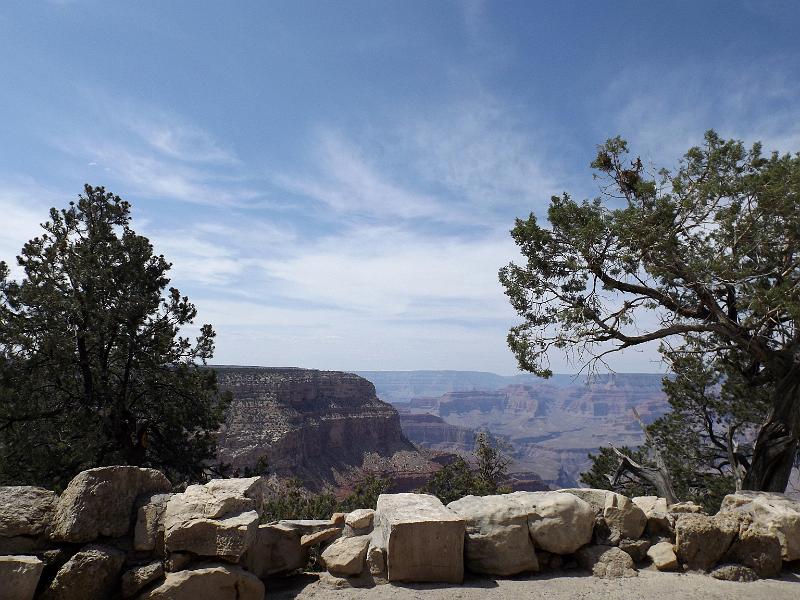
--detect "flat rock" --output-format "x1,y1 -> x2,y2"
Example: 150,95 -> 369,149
0,555 -> 44,600
0,487 -> 57,538
164,509 -> 258,560
447,494 -> 538,576
51,466 -> 171,543
321,534 -> 370,576
345,509 -> 375,530
647,541 -> 678,571
576,545 -> 638,578
675,512 -> 740,571
618,538 -> 651,562
710,564 -> 759,582
719,491 -> 800,561
40,543 -> 125,600
301,527 -> 341,547
121,561 -> 164,598
138,564 -> 264,600
376,493 -> 465,583
243,523 -> 307,578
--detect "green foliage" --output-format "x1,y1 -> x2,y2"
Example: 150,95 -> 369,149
262,474 -> 391,522
420,432 -> 511,504
0,185 -> 229,489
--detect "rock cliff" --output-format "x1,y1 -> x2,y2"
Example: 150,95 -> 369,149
214,367 -> 437,490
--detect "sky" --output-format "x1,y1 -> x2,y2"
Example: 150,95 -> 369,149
1,1 -> 799,374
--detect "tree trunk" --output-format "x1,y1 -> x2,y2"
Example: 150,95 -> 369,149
742,364 -> 800,492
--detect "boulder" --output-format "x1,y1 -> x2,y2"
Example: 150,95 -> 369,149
164,510 -> 258,560
164,482 -> 256,530
576,545 -> 638,578
202,478 -> 269,516
515,491 -> 595,554
166,552 -> 193,573
41,544 -> 125,600
632,496 -> 673,535
447,494 -> 538,576
726,524 -> 783,578
121,561 -> 164,598
242,523 -> 306,578
134,493 -> 173,552
647,541 -> 678,571
375,493 -> 465,583
300,527 -> 341,547
618,538 -> 651,562
51,466 -> 171,543
345,509 -> 374,530
719,490 -> 800,561
0,555 -> 44,600
138,564 -> 264,600
321,535 -> 370,576
674,512 -> 740,570
559,488 -> 646,540
0,487 -> 57,538
710,564 -> 759,582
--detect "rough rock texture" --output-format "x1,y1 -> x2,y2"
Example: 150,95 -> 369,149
674,513 -> 741,571
242,523 -> 306,578
138,564 -> 265,600
559,488 -> 647,541
366,541 -> 386,578
618,538 -> 651,562
0,555 -> 44,600
447,494 -> 538,576
647,541 -> 678,571
134,493 -> 173,552
576,545 -> 638,578
41,544 -> 125,600
164,509 -> 258,560
710,564 -> 759,582
215,368 -> 442,490
669,501 -> 705,514
375,493 -> 465,583
515,491 -> 594,554
121,561 -> 164,598
719,491 -> 800,561
726,524 -> 783,578
632,496 -> 673,535
346,509 -> 375,530
301,528 -> 341,547
51,466 -> 171,543
0,487 -> 56,538
321,535 -> 370,576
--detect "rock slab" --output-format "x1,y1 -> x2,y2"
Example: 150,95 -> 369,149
243,523 -> 306,578
138,564 -> 264,600
647,541 -> 678,571
41,544 -> 125,600
0,555 -> 44,600
321,535 -> 370,576
720,491 -> 800,561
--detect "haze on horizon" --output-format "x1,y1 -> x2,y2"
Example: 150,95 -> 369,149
2,1 -> 799,375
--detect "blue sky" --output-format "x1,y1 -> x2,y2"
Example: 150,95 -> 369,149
1,1 -> 799,374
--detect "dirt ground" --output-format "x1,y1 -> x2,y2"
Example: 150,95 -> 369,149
269,568 -> 800,600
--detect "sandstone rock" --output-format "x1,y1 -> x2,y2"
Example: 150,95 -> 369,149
674,512 -> 740,570
719,490 -> 800,561
447,494 -> 538,576
242,523 -> 306,578
41,544 -> 125,600
301,527 -> 341,547
632,496 -> 673,535
0,487 -> 57,538
618,538 -> 651,562
375,493 -> 465,583
576,545 -> 637,578
121,561 -> 164,598
0,555 -> 44,600
164,510 -> 258,560
345,509 -> 375,530
321,534 -> 370,576
647,541 -> 678,571
134,493 -> 173,552
202,477 -> 269,516
51,466 -> 171,543
516,491 -> 594,554
366,541 -> 386,577
138,564 -> 264,600
710,563 -> 759,582
164,481 -> 257,530
726,524 -> 783,578
559,488 -> 646,540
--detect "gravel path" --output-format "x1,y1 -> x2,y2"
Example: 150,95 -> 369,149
270,569 -> 800,600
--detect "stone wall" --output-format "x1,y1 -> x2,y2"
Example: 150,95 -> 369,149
2,466 -> 799,599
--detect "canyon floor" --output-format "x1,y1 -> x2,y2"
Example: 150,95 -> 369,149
271,569 -> 800,600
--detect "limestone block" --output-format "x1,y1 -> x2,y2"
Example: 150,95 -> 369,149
0,487 -> 56,538
300,527 -> 341,547
447,494 -> 538,576
321,534 -> 370,576
675,512 -> 740,571
618,538 -> 651,562
632,495 -> 673,535
647,541 -> 678,571
164,484 -> 254,531
51,466 -> 171,543
202,478 -> 269,516
345,509 -> 374,530
576,545 -> 638,578
242,523 -> 306,578
376,493 -> 465,583
134,493 -> 173,552
559,488 -> 646,540
514,491 -> 595,554
0,555 -> 44,600
164,510 -> 258,560
40,544 -> 125,600
138,564 -> 264,600
719,490 -> 800,561
121,561 -> 164,598
726,524 -> 782,578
